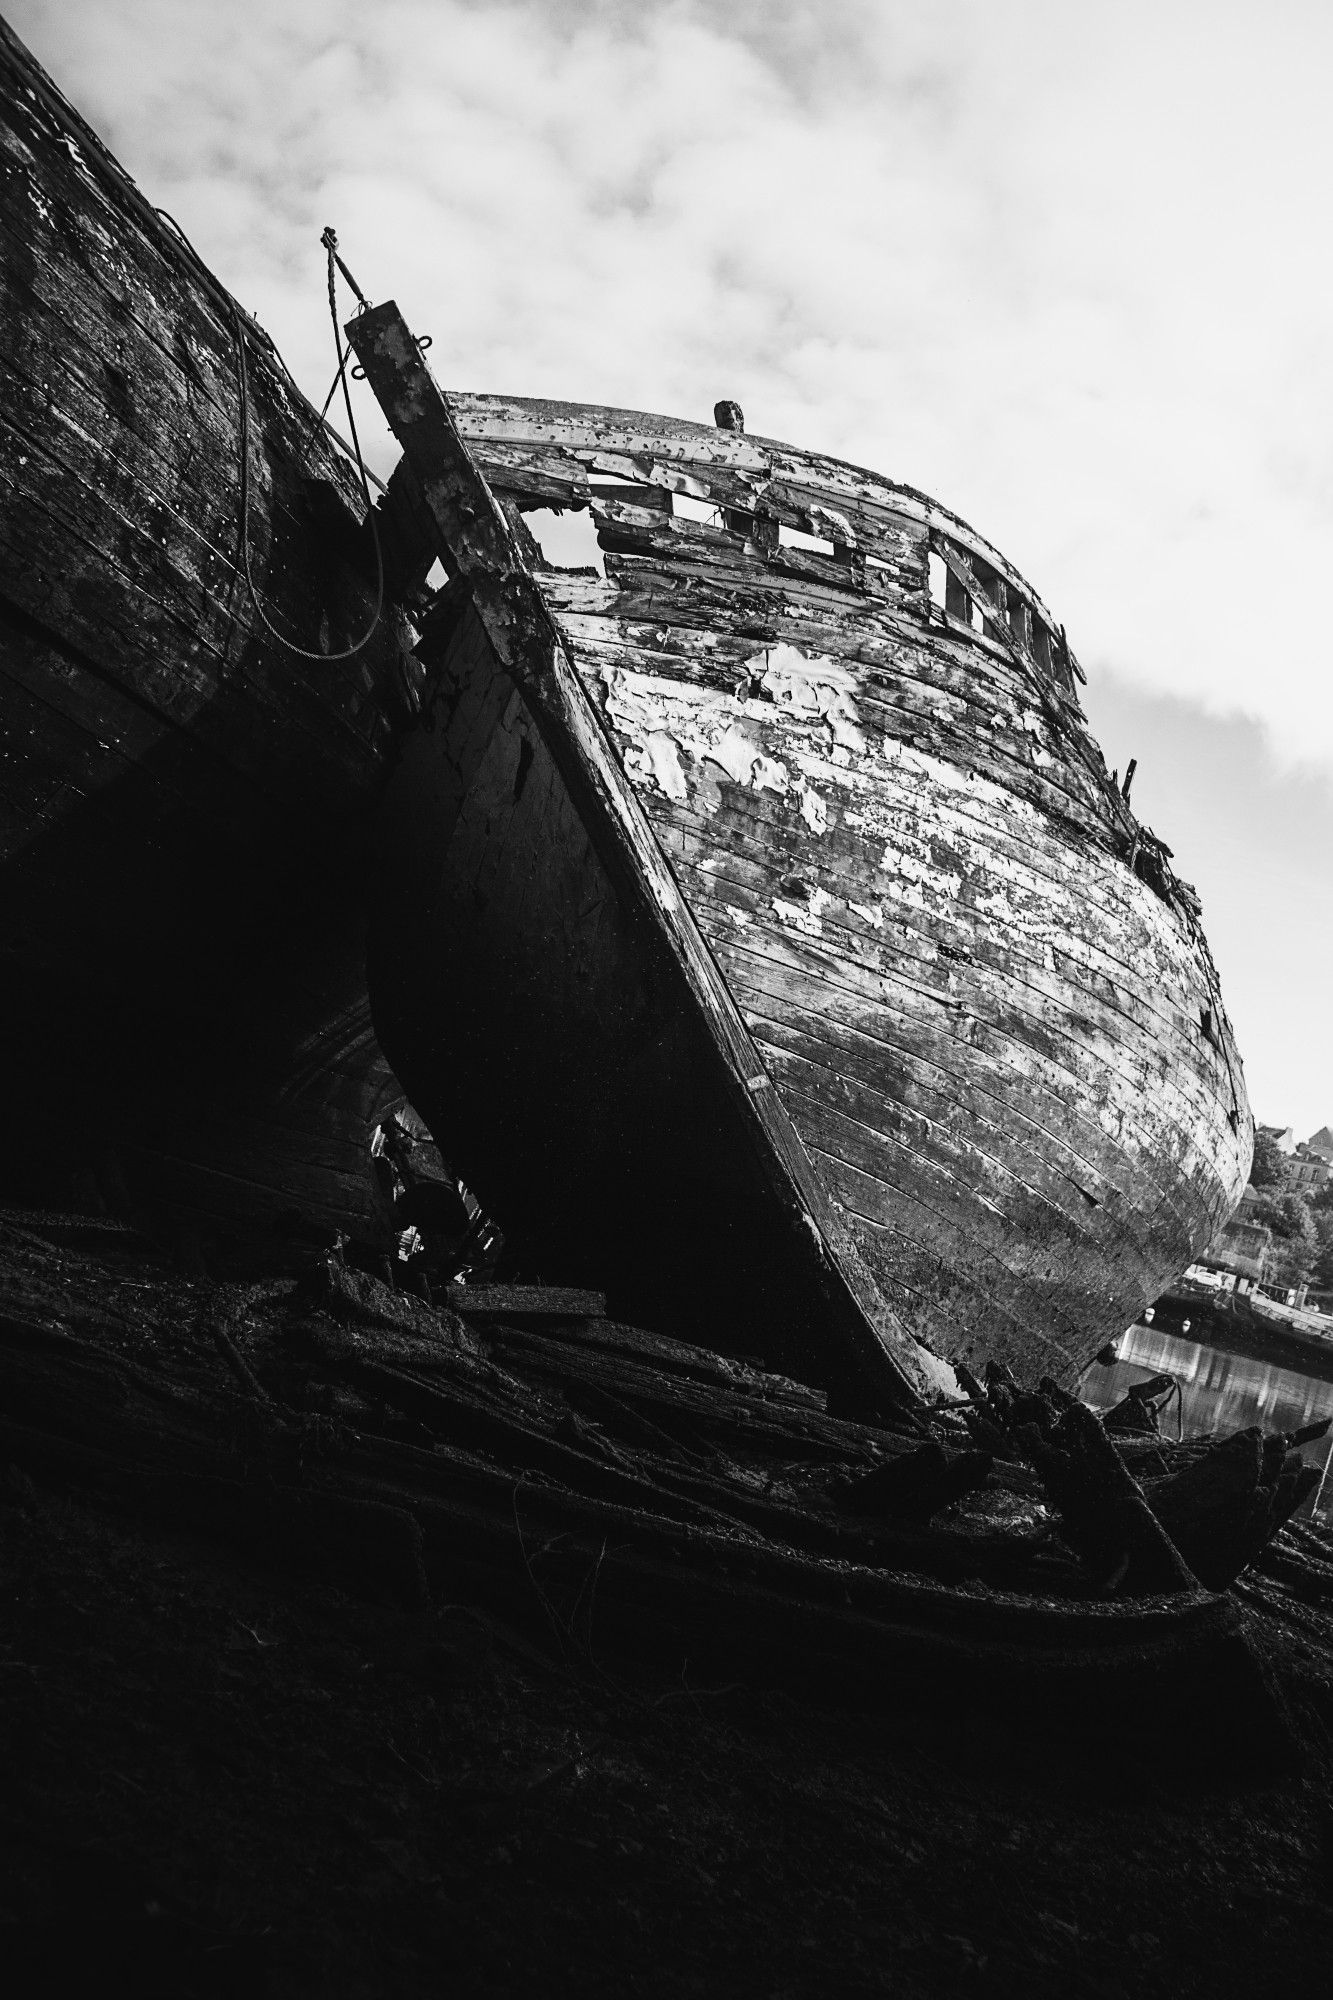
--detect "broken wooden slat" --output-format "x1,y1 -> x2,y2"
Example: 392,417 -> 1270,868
932,536 -> 1036,676
450,395 -> 1070,643
1020,1402 -> 1201,1596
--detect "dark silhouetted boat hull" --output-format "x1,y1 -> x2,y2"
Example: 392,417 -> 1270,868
0,20 -> 423,1253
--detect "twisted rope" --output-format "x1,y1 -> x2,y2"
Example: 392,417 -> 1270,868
232,229 -> 383,662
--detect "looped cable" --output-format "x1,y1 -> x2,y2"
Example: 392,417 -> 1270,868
232,229 -> 384,663
320,225 -> 370,311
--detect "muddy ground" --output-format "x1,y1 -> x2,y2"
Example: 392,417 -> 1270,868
3,1208 -> 1333,1997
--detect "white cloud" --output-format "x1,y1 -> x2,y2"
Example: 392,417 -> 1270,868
11,0 -> 1333,777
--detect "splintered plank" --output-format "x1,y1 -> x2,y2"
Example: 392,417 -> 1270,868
447,395 -> 1068,655
587,490 -> 927,598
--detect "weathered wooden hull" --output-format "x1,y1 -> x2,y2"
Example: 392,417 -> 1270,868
0,22 -> 420,1251
350,318 -> 1252,1399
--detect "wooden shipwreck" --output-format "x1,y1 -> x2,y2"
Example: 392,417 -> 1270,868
0,18 -> 1251,1411
344,311 -> 1252,1400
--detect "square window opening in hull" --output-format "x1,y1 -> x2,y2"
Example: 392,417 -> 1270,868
523,507 -> 605,575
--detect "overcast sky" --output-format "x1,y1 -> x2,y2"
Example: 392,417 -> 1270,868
13,0 -> 1332,1136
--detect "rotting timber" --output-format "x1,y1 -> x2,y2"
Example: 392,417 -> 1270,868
2,1204 -> 1320,1755
345,306 -> 1252,1403
6,1214 -> 1333,1998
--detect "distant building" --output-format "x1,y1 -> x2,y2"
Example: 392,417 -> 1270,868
1251,1122 -> 1332,1194
1288,1147 -> 1332,1194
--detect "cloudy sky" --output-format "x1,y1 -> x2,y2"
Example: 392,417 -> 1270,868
13,0 -> 1333,1136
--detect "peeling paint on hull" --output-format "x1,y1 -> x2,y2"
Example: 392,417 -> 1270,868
578,625 -> 1248,1378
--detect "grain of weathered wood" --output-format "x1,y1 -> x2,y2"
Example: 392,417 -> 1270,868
0,33 -> 410,796
448,393 -> 1073,651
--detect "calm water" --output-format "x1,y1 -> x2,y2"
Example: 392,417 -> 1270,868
1081,1323 -> 1333,1521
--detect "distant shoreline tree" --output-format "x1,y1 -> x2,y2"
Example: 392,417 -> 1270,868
1249,1191 -> 1319,1290
1312,1212 -> 1333,1293
1248,1130 -> 1288,1188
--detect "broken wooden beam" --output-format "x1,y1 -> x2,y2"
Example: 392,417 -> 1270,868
1143,1428 -> 1322,1592
1018,1402 -> 1200,1596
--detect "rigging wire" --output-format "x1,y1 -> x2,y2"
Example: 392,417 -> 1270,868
295,228 -> 385,470
157,204 -> 386,494
296,354 -> 350,466
231,231 -> 384,663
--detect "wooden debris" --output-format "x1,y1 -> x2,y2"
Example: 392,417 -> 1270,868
1103,1372 -> 1177,1435
0,1210 -> 1316,1753
293,1256 -> 480,1353
207,1313 -> 277,1407
442,1283 -> 607,1320
1017,1403 -> 1200,1596
1143,1429 -> 1321,1592
836,1441 -> 993,1523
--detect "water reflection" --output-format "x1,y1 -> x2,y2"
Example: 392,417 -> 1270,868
1082,1323 -> 1333,1520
